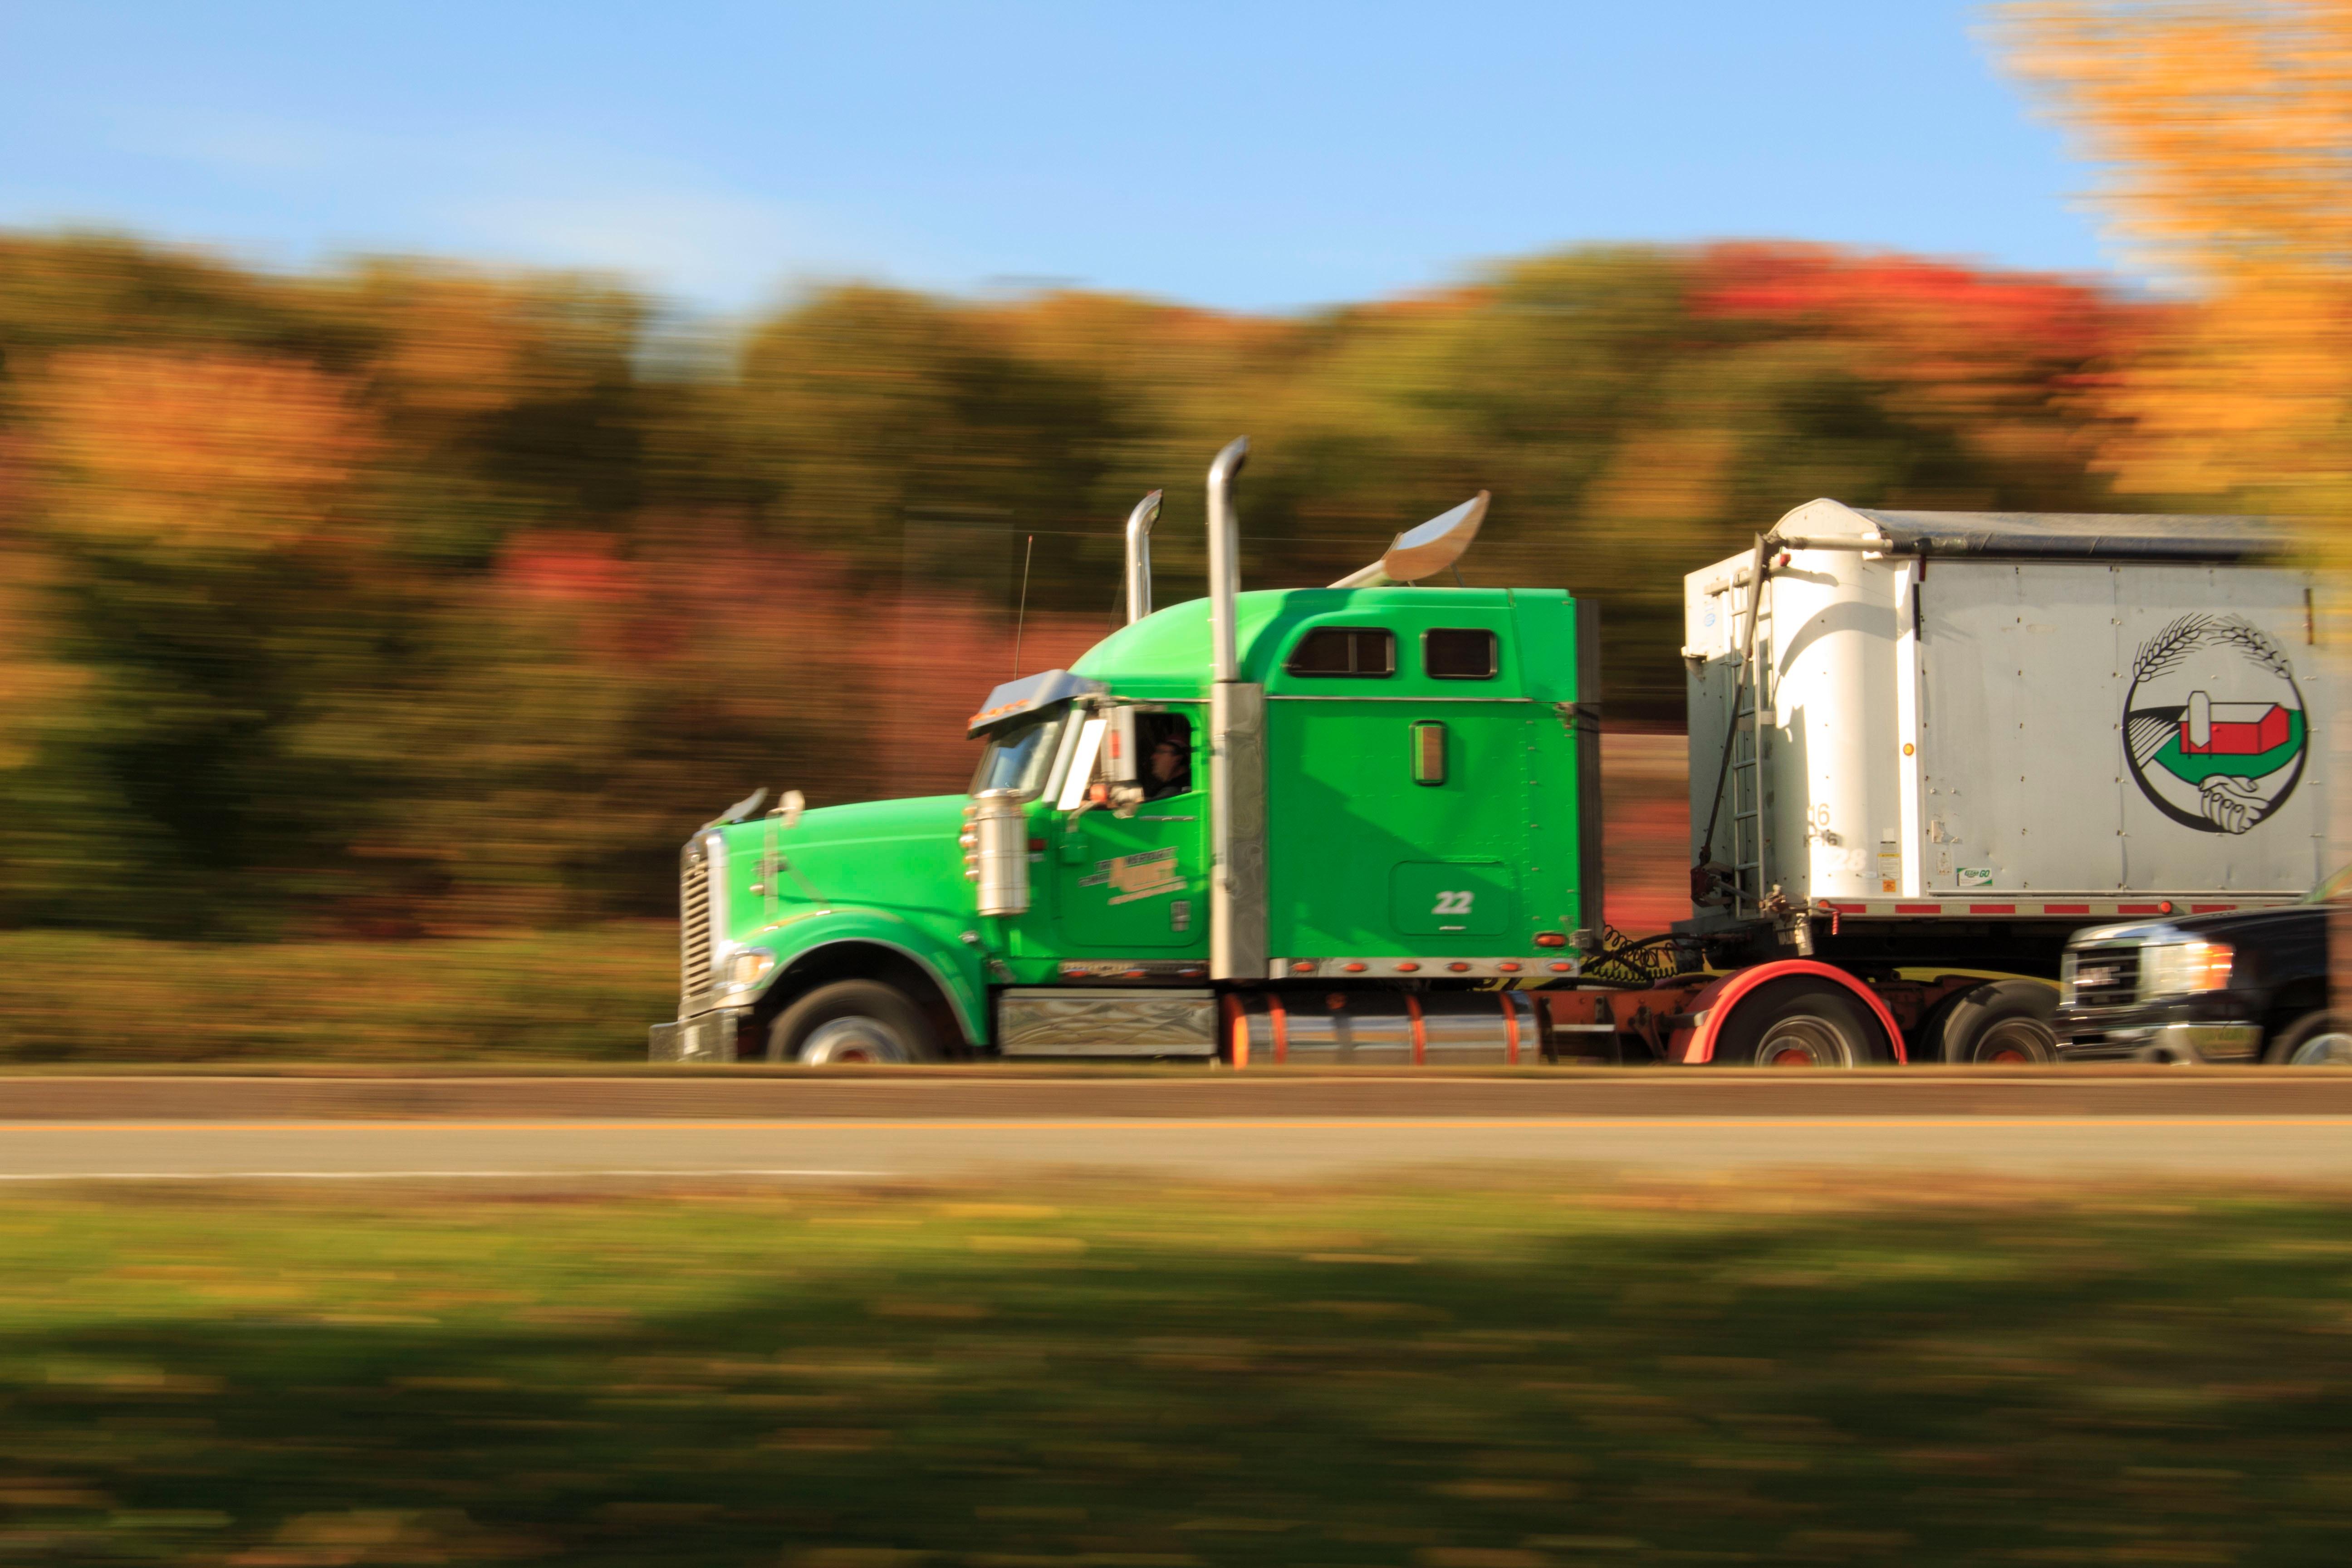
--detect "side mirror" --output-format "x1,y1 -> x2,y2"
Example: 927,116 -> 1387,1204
770,789 -> 805,830
1103,706 -> 1142,788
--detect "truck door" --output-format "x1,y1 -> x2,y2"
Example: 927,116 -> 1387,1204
1054,711 -> 1208,951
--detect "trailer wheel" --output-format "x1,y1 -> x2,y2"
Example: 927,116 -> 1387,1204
1935,980 -> 2058,1065
1711,978 -> 1883,1068
2265,1010 -> 2352,1066
767,980 -> 940,1064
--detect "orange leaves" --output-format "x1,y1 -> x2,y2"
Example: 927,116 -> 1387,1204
1995,1 -> 2352,285
1582,429 -> 1738,527
2088,274 -> 2352,505
336,261 -> 637,419
29,348 -> 381,560
1994,3 -> 2352,519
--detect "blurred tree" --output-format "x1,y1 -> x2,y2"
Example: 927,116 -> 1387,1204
17,348 -> 397,935
0,230 -> 2136,933
1995,0 -> 2352,527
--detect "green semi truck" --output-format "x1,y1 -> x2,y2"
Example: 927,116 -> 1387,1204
651,437 -> 1602,1066
652,439 -> 2310,1067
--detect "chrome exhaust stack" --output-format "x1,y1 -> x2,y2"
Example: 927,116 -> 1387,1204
1207,442 -> 1246,680
1124,490 -> 1161,625
1205,437 -> 1267,980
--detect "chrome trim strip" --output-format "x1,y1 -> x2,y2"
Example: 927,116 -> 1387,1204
703,831 -> 730,980
1270,956 -> 1579,980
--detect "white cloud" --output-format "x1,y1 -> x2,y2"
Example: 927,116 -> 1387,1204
91,104 -> 931,309
440,177 -> 902,308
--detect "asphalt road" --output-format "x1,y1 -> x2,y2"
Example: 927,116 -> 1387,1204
5,1100 -> 2351,1184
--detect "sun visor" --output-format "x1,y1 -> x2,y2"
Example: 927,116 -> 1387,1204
967,669 -> 1107,736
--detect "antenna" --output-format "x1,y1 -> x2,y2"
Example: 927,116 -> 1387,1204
1329,491 -> 1489,588
1010,532 -> 1034,675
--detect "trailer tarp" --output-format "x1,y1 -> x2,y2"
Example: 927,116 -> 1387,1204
1845,505 -> 2283,561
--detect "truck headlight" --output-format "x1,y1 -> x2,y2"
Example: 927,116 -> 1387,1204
728,948 -> 776,988
2141,940 -> 2232,999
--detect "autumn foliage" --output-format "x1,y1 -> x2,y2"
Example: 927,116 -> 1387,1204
0,232 -> 2180,939
1997,0 -> 2352,532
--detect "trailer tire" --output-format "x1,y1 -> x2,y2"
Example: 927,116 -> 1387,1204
1935,980 -> 2058,1065
1711,978 -> 1884,1068
768,980 -> 940,1064
2265,1010 -> 2352,1066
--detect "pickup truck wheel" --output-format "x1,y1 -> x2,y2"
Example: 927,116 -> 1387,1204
768,980 -> 940,1065
1936,980 -> 2058,1064
1712,979 -> 1879,1068
2265,1010 -> 2352,1066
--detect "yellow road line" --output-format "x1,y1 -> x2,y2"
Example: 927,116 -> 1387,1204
0,1116 -> 2349,1134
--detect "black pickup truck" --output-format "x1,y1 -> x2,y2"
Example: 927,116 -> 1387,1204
2054,877 -> 2350,1064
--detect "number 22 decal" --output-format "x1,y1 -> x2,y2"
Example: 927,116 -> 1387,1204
1431,890 -> 1474,915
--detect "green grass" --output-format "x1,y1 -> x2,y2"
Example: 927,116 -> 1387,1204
2,1181 -> 2351,1564
0,925 -> 675,1061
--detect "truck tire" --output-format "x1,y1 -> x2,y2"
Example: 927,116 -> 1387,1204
2264,1010 -> 2352,1066
1710,977 -> 1885,1068
1934,980 -> 2058,1065
767,980 -> 940,1064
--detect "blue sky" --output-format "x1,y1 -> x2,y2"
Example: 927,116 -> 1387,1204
0,1 -> 2109,315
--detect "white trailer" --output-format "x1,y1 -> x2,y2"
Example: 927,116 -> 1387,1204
1686,501 -> 2318,947
1555,502 -> 2321,1065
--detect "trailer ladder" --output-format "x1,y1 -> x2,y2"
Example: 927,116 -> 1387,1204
1728,591 -> 1771,918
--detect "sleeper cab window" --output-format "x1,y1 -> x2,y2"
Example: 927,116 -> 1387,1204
1285,626 -> 1395,678
1424,627 -> 1499,680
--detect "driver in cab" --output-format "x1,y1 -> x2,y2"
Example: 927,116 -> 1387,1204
1144,735 -> 1191,800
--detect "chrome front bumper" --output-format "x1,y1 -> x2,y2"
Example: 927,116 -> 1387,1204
2055,1018 -> 2261,1063
648,1007 -> 750,1063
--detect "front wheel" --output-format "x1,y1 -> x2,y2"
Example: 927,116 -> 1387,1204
1710,977 -> 1887,1068
2265,1010 -> 2352,1067
767,980 -> 940,1064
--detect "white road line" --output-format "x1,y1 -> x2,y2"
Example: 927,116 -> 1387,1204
0,1168 -> 894,1182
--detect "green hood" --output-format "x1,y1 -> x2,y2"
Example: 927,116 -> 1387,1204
720,794 -> 971,936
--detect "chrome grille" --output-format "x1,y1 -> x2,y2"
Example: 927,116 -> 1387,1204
2063,945 -> 2140,1008
680,849 -> 714,1000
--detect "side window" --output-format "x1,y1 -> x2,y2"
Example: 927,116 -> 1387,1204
1138,713 -> 1194,800
1425,627 -> 1499,680
1285,626 -> 1396,677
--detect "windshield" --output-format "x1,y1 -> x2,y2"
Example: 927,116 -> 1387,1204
971,710 -> 1065,798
